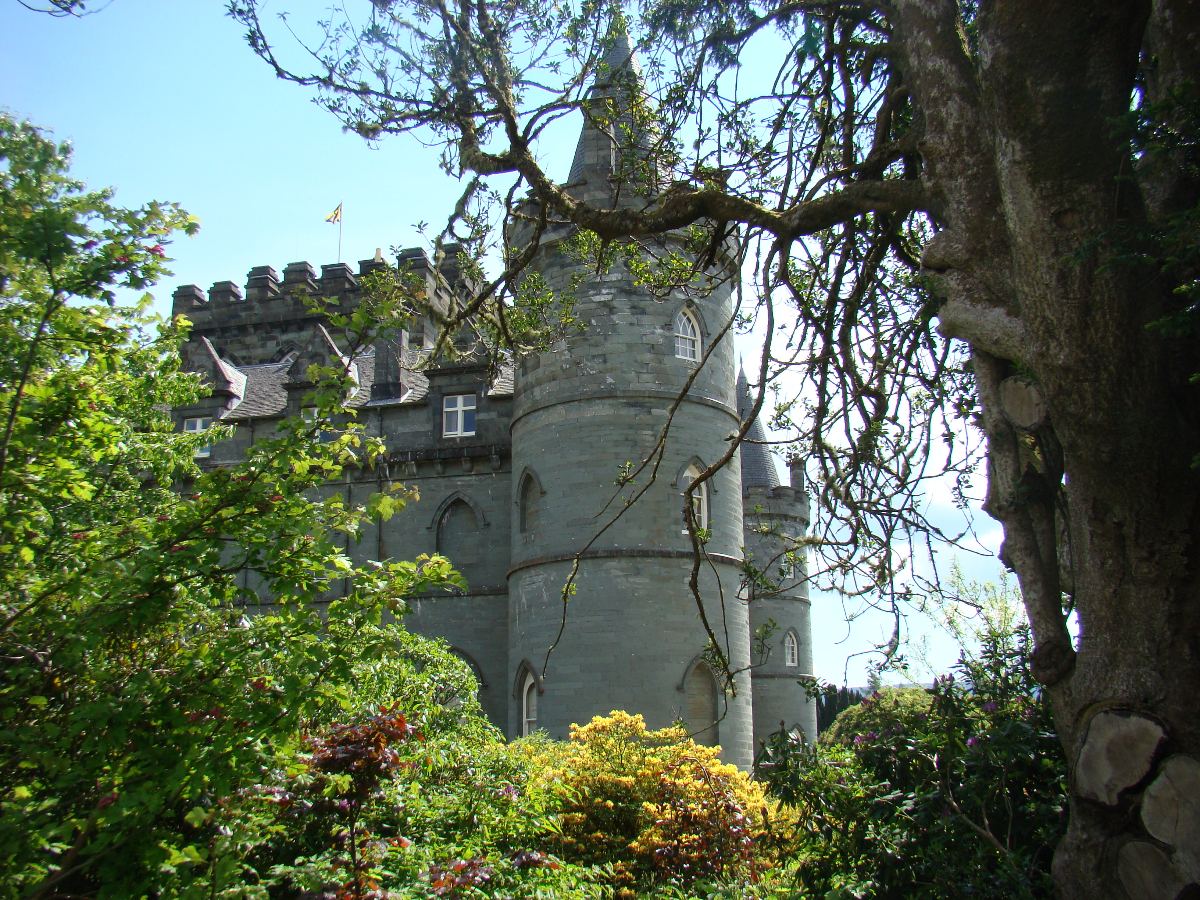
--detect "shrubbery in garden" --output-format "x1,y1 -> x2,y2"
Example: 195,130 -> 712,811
527,711 -> 770,897
175,662 -> 609,900
819,687 -> 931,748
756,576 -> 1068,900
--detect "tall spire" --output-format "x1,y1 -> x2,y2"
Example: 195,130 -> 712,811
567,16 -> 651,193
597,14 -> 641,83
737,364 -> 781,489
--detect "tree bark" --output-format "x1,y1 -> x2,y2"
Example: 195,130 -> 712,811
895,1 -> 1200,896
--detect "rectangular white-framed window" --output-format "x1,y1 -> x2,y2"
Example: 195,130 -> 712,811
443,394 -> 477,437
183,416 -> 213,458
302,406 -> 336,443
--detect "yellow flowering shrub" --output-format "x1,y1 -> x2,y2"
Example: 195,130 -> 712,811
524,711 -> 769,894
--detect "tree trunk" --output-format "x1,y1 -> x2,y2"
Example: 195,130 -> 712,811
895,1 -> 1200,896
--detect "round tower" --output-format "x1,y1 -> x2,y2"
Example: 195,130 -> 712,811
739,370 -> 818,746
505,30 -> 753,767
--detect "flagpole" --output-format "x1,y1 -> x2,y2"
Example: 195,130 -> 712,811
325,199 -> 344,260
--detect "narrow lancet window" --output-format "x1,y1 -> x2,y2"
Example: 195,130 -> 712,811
681,465 -> 708,534
684,663 -> 718,746
519,473 -> 539,534
522,672 -> 538,737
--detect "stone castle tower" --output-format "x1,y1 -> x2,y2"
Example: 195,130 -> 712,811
170,30 -> 816,766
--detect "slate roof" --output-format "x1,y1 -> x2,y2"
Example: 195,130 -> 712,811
200,337 -> 247,401
222,362 -> 288,420
217,346 -> 511,420
489,360 -> 515,396
737,366 -> 781,489
347,352 -> 375,409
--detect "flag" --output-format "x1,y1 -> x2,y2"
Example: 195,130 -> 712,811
325,202 -> 343,224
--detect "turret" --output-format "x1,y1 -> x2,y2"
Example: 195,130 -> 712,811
506,24 -> 754,767
738,368 -> 817,745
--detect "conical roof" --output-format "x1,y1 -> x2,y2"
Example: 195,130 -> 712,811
597,19 -> 642,83
567,18 -> 652,190
737,366 -> 781,489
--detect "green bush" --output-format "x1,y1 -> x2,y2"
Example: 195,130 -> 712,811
153,646 -> 608,899
820,687 -> 933,748
757,576 -> 1068,899
0,112 -> 478,899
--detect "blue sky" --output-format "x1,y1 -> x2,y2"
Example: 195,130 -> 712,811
1,1 -> 486,301
2,0 -> 1007,686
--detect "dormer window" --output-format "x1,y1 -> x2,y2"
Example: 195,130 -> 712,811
184,416 -> 213,458
674,308 -> 700,361
443,394 -> 476,437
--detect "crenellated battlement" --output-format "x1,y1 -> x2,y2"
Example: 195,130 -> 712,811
172,244 -> 474,312
172,246 -> 472,368
743,458 -> 810,524
172,254 -> 392,320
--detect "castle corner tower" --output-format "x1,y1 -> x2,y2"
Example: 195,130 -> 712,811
738,369 -> 818,744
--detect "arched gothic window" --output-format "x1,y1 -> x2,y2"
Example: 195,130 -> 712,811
436,498 -> 480,588
519,472 -> 539,535
784,630 -> 800,668
681,465 -> 708,534
674,308 -> 700,361
449,648 -> 486,696
684,663 -> 718,746
522,671 -> 538,737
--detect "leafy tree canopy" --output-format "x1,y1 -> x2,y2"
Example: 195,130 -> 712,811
0,111 -> 467,898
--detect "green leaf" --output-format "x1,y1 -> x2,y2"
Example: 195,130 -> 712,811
183,806 -> 208,828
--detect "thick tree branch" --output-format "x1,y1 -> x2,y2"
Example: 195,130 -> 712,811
973,351 -> 1074,686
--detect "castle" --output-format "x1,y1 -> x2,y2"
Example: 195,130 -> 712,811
170,31 -> 815,768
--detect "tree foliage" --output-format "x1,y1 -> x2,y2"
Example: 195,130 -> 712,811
0,112 -> 471,899
757,579 -> 1066,899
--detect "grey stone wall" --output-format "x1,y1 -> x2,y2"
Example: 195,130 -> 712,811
175,262 -> 371,367
174,255 -> 517,734
508,557 -> 752,760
